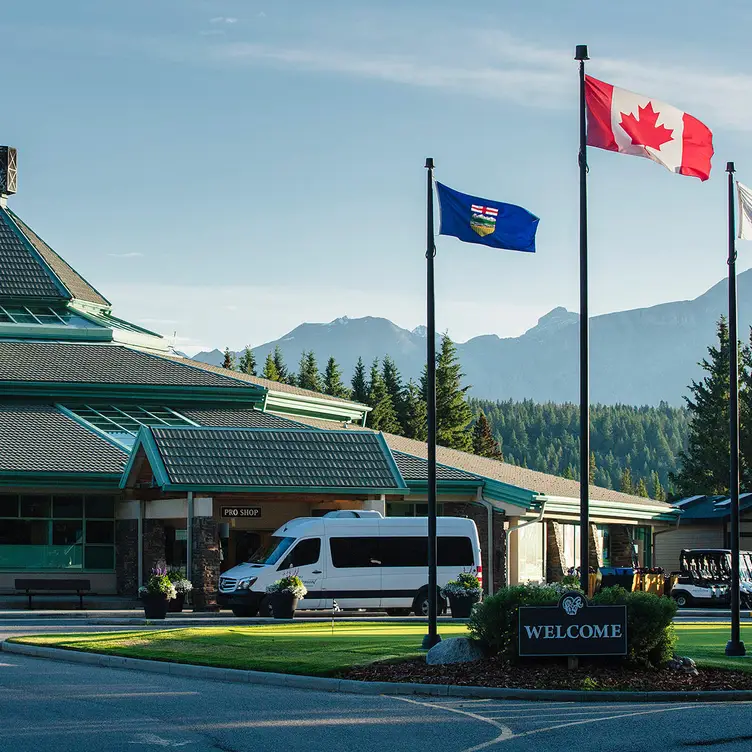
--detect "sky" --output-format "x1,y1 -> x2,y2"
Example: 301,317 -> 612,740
4,0 -> 752,355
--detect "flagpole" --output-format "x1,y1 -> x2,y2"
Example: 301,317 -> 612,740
725,161 -> 745,657
575,45 -> 591,595
423,157 -> 441,649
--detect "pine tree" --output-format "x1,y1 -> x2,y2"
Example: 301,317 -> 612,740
366,360 -> 400,433
402,380 -> 427,441
590,451 -> 597,485
297,351 -> 323,392
636,478 -> 649,498
563,465 -> 575,480
323,356 -> 350,399
272,346 -> 293,385
222,347 -> 236,370
671,318 -> 740,496
261,352 -> 280,382
381,355 -> 407,433
620,467 -> 634,495
434,333 -> 473,451
650,470 -> 666,501
472,411 -> 503,460
351,357 -> 369,405
238,346 -> 257,376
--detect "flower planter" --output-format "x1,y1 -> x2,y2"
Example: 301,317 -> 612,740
167,593 -> 185,613
142,593 -> 169,619
269,591 -> 299,619
447,593 -> 479,619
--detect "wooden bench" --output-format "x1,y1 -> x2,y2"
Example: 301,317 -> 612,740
14,579 -> 92,610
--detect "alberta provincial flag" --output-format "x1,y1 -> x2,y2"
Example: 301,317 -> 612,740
435,182 -> 539,253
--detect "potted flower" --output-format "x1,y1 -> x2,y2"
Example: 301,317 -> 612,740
265,575 -> 307,619
441,572 -> 482,619
138,566 -> 177,619
166,568 -> 193,613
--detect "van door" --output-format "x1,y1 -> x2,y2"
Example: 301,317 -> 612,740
322,523 -> 381,609
274,536 -> 324,609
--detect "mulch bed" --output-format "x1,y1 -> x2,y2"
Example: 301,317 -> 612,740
341,656 -> 752,692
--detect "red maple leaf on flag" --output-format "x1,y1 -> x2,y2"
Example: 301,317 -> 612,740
619,102 -> 674,151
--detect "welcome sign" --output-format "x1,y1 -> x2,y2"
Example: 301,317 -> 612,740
518,592 -> 627,657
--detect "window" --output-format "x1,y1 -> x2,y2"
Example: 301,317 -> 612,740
248,536 -> 296,565
64,405 -> 196,448
0,494 -> 116,571
0,305 -> 99,329
330,537 -> 381,568
277,538 -> 321,570
329,536 -> 474,568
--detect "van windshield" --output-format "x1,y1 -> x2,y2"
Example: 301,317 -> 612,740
248,536 -> 296,565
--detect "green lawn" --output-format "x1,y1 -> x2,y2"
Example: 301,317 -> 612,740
9,621 -> 752,677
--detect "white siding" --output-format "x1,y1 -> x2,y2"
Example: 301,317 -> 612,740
654,524 -> 724,572
517,522 -> 545,583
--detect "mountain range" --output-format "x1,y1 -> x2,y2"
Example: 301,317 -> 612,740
193,270 -> 752,406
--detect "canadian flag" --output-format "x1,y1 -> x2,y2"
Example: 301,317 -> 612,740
585,75 -> 713,181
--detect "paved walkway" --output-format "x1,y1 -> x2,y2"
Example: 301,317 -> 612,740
0,653 -> 751,751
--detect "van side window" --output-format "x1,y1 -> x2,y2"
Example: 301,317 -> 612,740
277,537 -> 321,570
438,537 -> 474,566
377,536 -> 474,567
330,537 -> 380,568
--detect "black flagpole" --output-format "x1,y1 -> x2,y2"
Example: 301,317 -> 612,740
725,161 -> 745,657
423,157 -> 441,649
576,45 -> 591,595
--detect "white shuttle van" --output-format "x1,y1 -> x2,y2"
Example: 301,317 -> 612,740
217,511 -> 482,617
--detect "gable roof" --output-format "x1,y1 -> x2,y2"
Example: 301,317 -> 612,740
6,209 -> 110,306
392,451 -> 483,483
0,403 -> 127,479
123,426 -> 407,494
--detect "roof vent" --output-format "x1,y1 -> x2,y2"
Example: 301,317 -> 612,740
0,147 -> 17,204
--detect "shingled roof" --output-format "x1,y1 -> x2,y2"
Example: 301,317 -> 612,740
0,403 -> 127,475
179,407 -> 300,429
0,342 -> 264,388
134,426 -> 406,492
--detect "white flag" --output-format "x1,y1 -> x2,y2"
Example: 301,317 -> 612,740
737,181 -> 752,240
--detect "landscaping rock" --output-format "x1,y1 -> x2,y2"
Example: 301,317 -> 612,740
426,637 -> 484,665
667,655 -> 699,676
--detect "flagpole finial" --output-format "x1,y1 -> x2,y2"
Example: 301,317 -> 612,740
727,162 -> 735,174
425,157 -> 434,169
575,45 -> 589,61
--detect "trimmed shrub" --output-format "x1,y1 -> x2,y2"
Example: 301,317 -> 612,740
591,586 -> 677,665
468,583 -> 576,658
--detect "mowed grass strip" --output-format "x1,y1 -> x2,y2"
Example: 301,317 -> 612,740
10,622 -> 752,676
9,622 -> 469,676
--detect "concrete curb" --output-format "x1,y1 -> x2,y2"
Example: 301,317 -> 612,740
3,640 -> 752,703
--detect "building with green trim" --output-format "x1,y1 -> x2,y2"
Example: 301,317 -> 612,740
0,151 -> 680,605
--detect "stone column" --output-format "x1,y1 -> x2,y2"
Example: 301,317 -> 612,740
588,523 -> 604,570
191,516 -> 221,612
115,519 -> 138,596
491,509 -> 506,593
546,521 -> 565,583
142,519 -> 166,576
609,525 -> 635,567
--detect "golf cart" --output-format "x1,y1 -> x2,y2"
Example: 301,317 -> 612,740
670,548 -> 752,608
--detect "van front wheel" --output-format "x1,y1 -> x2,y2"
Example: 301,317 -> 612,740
412,588 -> 447,617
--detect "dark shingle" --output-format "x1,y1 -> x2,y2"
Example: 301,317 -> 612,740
150,427 -> 404,490
179,407 -> 301,429
392,451 -> 482,483
7,209 -> 110,305
0,403 -> 127,474
0,342 -> 263,389
0,208 -> 67,299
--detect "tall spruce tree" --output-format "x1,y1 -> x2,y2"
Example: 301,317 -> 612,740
402,380 -> 427,441
222,347 -> 236,370
351,357 -> 369,405
272,346 -> 294,385
671,318 -> 741,496
620,467 -> 634,495
261,352 -> 281,382
366,360 -> 400,433
636,478 -> 649,498
381,355 -> 407,433
297,351 -> 323,392
238,346 -> 257,376
472,411 -> 503,460
590,452 -> 597,485
650,470 -> 666,501
433,333 -> 473,451
323,356 -> 350,398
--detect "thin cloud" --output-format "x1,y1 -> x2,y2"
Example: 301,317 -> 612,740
108,252 -> 144,258
210,17 -> 238,24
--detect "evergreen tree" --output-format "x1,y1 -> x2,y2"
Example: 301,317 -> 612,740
650,470 -> 666,501
671,318 -> 739,496
563,465 -> 575,480
323,356 -> 350,399
366,360 -> 400,433
272,346 -> 293,385
620,467 -> 634,495
636,478 -> 649,498
433,333 -> 473,451
238,346 -> 257,376
297,351 -> 323,392
222,347 -> 236,370
381,355 -> 407,433
351,357 -> 369,405
472,411 -> 503,460
590,451 -> 597,485
402,380 -> 427,441
261,352 -> 280,382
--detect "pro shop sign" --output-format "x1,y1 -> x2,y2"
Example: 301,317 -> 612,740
518,592 -> 627,657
